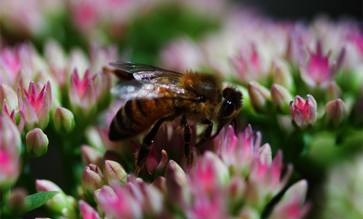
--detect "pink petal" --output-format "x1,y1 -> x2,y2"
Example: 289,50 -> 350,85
299,64 -> 316,88
306,94 -> 317,109
294,109 -> 307,129
38,81 -> 52,129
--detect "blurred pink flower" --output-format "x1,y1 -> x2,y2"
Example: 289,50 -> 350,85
69,68 -> 97,118
97,184 -> 143,219
0,83 -> 18,111
0,114 -> 21,189
347,32 -> 363,56
205,124 -> 263,177
44,40 -> 68,90
0,46 -> 22,87
289,95 -> 317,129
231,43 -> 270,85
160,38 -> 203,72
299,42 -> 345,90
18,81 -> 52,130
245,150 -> 293,208
79,200 -> 101,219
0,149 -> 20,190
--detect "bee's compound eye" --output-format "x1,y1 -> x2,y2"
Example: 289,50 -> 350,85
197,95 -> 206,102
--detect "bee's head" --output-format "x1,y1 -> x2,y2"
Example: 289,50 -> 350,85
214,86 -> 242,136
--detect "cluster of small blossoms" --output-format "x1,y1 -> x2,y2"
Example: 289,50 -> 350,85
0,40 -> 118,191
38,124 -> 309,219
0,0 -> 66,38
0,0 -> 229,43
160,13 -> 362,130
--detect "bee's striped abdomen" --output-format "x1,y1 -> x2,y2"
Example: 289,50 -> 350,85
109,98 -> 174,141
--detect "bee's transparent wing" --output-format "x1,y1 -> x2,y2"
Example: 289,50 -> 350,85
111,80 -> 197,101
109,61 -> 183,84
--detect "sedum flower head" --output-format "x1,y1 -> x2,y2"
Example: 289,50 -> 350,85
91,124 -> 308,219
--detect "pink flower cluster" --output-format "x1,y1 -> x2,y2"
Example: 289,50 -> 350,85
0,41 -> 119,188
76,125 -> 309,219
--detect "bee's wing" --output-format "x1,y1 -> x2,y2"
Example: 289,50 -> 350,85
109,61 -> 183,84
111,80 -> 197,101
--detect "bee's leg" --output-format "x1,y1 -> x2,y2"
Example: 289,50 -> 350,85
180,116 -> 192,167
195,118 -> 213,147
135,113 -> 180,176
134,118 -> 166,176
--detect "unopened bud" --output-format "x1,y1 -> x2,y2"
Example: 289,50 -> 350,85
82,164 -> 105,196
0,83 -> 18,111
271,84 -> 293,114
103,160 -> 127,187
325,99 -> 347,128
79,200 -> 101,219
52,107 -> 75,135
81,145 -> 103,167
26,128 -> 49,157
271,59 -> 294,92
248,81 -> 272,113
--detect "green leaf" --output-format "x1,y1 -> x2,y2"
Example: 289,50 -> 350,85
23,191 -> 60,212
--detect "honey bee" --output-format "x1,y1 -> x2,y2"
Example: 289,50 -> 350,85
108,61 -> 242,175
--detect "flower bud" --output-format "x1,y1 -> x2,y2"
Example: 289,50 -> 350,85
325,99 -> 347,128
0,83 -> 18,111
271,59 -> 294,92
82,164 -> 105,197
79,200 -> 101,219
81,145 -> 103,167
52,107 -> 75,135
289,95 -> 318,129
325,81 -> 342,101
0,112 -> 21,152
271,84 -> 293,114
248,81 -> 272,113
26,128 -> 49,157
35,180 -> 77,218
259,143 -> 272,165
103,160 -> 127,187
